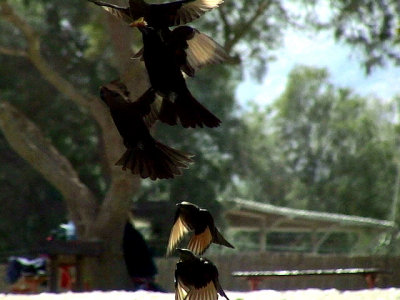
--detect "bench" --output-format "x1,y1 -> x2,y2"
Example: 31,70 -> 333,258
232,268 -> 389,290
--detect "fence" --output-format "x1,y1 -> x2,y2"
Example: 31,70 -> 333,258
1,253 -> 398,293
155,252 -> 400,292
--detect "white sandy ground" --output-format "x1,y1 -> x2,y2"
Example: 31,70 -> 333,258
1,289 -> 400,300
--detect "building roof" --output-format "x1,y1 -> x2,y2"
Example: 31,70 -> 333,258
225,198 -> 395,233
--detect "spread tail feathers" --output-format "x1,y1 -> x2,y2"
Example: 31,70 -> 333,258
175,90 -> 221,128
116,142 -> 194,180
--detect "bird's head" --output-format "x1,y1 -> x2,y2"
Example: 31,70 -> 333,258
176,248 -> 196,261
176,201 -> 198,208
100,82 -> 130,106
176,202 -> 200,216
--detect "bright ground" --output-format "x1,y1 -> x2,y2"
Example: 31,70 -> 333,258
1,289 -> 400,300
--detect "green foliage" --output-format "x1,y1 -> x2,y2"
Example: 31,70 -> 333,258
229,65 -> 397,223
1,0 -> 400,259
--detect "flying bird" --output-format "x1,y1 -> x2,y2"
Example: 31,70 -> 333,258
88,0 -> 229,77
134,25 -> 229,78
175,248 -> 229,300
88,0 -> 224,29
167,201 -> 234,256
100,80 -> 194,180
130,23 -> 221,128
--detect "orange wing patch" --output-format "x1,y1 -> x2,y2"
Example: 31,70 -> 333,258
185,281 -> 218,300
187,226 -> 213,255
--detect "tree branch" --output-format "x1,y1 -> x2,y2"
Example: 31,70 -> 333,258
0,1 -> 142,241
0,1 -> 131,172
0,45 -> 27,57
218,7 -> 231,44
0,1 -> 105,122
0,101 -> 98,237
224,1 -> 272,53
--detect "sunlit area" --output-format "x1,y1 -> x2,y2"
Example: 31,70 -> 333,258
1,0 -> 400,298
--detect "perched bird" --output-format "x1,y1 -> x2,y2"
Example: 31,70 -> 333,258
175,248 -> 229,300
88,0 -> 224,29
88,0 -> 229,77
100,80 -> 194,180
131,23 -> 221,128
167,201 -> 234,256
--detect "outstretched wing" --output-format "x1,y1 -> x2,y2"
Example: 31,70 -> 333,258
151,0 -> 224,27
175,278 -> 189,300
169,26 -> 229,77
187,225 -> 212,255
185,29 -> 229,73
89,0 -> 132,23
167,212 -> 190,256
184,281 -> 218,300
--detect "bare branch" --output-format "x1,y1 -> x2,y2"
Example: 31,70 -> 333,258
218,7 -> 231,43
224,1 -> 271,53
0,1 -> 104,120
0,1 -> 142,240
0,1 -> 130,171
0,45 -> 27,57
0,101 -> 99,236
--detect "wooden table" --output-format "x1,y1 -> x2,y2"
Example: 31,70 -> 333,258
232,268 -> 389,290
42,240 -> 104,292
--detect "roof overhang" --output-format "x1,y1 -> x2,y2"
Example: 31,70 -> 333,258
225,199 -> 396,233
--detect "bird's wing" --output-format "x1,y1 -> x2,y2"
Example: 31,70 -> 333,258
184,281 -> 218,300
170,26 -> 228,76
185,29 -> 229,72
152,0 -> 224,27
167,215 -> 190,256
175,279 -> 189,300
89,0 -> 132,23
133,88 -> 157,118
187,226 -> 212,255
144,97 -> 162,128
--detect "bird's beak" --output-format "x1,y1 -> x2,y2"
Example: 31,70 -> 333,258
129,17 -> 147,28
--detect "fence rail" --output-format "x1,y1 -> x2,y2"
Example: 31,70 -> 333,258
155,252 -> 399,292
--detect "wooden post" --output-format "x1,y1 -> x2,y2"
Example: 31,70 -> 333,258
49,255 -> 58,293
259,217 -> 267,252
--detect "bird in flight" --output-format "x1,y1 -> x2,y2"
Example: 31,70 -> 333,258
88,0 -> 224,29
167,201 -> 234,256
131,23 -> 222,128
175,248 -> 230,300
100,80 -> 193,180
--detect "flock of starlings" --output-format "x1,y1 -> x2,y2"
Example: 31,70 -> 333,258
89,0 -> 235,298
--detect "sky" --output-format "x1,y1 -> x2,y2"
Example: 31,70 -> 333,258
235,30 -> 400,108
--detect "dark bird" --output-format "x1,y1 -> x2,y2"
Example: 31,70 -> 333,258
88,0 -> 224,29
131,23 -> 222,128
88,0 -> 229,77
100,80 -> 194,180
167,201 -> 234,256
134,25 -> 229,78
175,248 -> 229,300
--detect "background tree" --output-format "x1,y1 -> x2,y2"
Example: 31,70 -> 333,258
0,0 -> 400,289
229,65 -> 398,221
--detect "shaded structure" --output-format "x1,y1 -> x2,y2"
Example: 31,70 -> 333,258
225,199 -> 395,254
